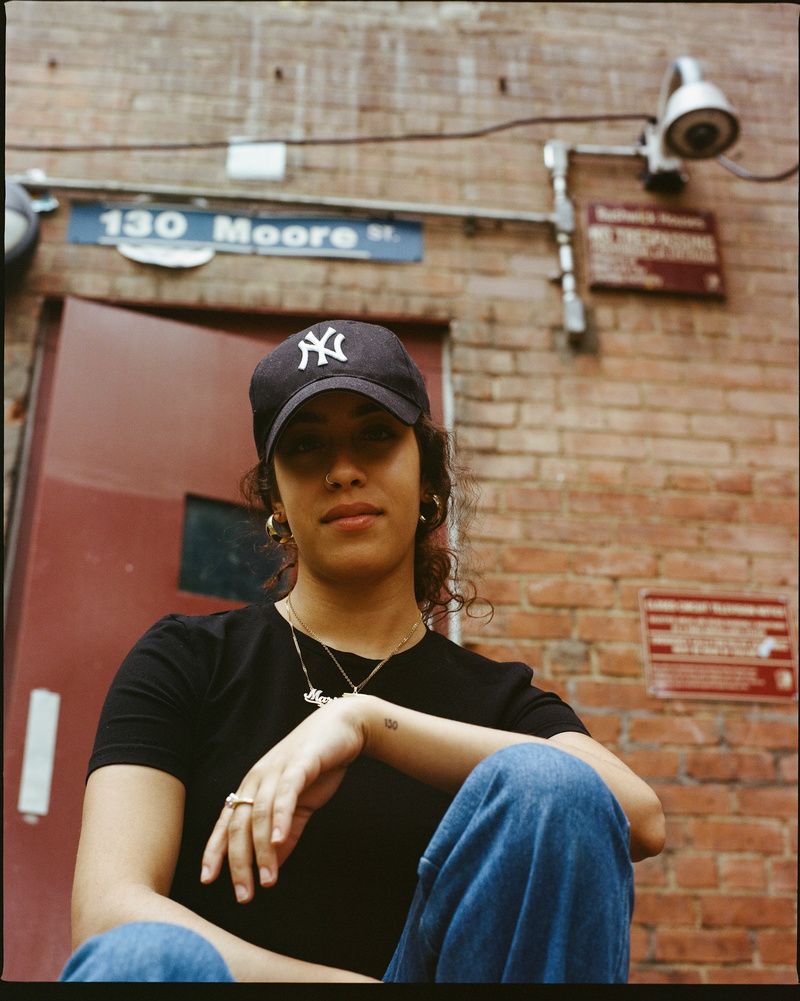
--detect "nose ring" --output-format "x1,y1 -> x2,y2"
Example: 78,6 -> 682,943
325,473 -> 336,487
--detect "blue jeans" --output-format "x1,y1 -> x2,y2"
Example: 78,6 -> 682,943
61,744 -> 633,983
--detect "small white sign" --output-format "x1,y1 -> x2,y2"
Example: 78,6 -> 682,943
226,139 -> 287,181
17,688 -> 61,818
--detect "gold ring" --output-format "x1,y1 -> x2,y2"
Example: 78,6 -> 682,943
225,792 -> 255,809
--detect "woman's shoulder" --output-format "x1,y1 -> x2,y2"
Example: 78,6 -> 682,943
149,601 -> 280,640
421,627 -> 535,684
125,602 -> 283,669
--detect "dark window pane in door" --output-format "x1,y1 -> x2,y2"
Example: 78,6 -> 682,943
179,494 -> 281,603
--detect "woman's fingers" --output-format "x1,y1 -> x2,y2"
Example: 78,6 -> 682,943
226,801 -> 257,902
270,761 -> 307,845
200,806 -> 233,884
251,779 -> 280,887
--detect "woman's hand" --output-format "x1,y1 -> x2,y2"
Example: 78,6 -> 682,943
200,698 -> 366,903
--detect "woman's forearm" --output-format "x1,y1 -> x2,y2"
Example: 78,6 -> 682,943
73,883 -> 378,982
357,695 -> 665,860
359,694 -> 544,793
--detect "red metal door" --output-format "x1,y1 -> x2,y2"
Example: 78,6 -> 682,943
3,298 -> 443,980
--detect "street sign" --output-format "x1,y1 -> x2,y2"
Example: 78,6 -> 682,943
640,590 -> 797,702
587,202 -> 724,297
67,202 -> 423,262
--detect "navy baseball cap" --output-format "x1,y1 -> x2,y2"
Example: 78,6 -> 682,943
250,319 -> 431,461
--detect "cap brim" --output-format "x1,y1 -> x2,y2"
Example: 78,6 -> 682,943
263,376 -> 423,460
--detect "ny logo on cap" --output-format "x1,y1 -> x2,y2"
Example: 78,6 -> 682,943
297,327 -> 348,371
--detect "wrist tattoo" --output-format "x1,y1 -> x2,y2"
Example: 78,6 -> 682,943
384,718 -> 398,730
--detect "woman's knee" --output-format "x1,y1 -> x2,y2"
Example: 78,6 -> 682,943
468,742 -> 628,842
60,922 -> 235,982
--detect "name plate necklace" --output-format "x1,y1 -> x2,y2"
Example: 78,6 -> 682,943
286,593 -> 423,707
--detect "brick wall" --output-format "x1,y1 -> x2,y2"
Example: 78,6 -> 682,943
5,1 -> 798,984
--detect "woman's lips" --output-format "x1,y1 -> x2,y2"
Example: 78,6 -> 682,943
322,503 -> 382,530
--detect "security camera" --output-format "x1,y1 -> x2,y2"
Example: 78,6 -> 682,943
641,56 -> 740,191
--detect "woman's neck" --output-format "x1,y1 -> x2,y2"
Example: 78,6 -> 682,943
277,571 -> 424,659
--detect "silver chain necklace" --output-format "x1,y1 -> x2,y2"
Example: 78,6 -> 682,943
286,593 -> 423,707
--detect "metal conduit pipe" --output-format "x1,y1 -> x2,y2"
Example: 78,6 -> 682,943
6,173 -> 557,226
543,140 -> 588,342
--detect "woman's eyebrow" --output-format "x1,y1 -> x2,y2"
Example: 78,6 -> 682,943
352,402 -> 384,417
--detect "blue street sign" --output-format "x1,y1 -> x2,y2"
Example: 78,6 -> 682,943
67,202 -> 423,262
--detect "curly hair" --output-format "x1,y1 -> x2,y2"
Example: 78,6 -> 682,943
239,414 -> 483,622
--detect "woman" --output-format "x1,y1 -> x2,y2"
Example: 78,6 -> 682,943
63,319 -> 665,983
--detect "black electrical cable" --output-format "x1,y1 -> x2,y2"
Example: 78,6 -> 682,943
4,112 -> 655,153
716,154 -> 799,182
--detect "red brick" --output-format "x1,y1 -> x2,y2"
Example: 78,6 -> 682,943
544,640 -> 589,675
714,470 -> 754,494
526,578 -> 615,609
633,891 -> 696,926
538,457 -> 627,488
660,496 -> 740,521
629,925 -> 649,963
496,429 -> 560,455
756,470 -> 798,496
499,547 -> 570,574
661,551 -> 749,582
629,968 -> 702,984
633,854 -> 669,888
478,575 -> 521,606
575,612 -> 640,642
627,463 -> 669,490
752,557 -> 798,587
728,389 -> 799,416
692,819 -> 785,854
674,854 -> 718,888
779,754 -> 798,782
655,929 -> 752,963
478,610 -> 572,640
701,895 -> 795,928
651,437 -> 732,465
572,549 -> 657,577
655,783 -> 733,816
562,431 -> 648,460
522,518 -> 616,546
578,714 -> 620,745
594,646 -> 643,677
685,750 -> 776,782
705,524 -> 794,554
666,468 -> 712,491
725,718 -> 798,750
760,924 -> 796,964
503,487 -> 562,511
737,787 -> 798,818
622,522 -> 702,549
719,856 -> 767,891
706,967 -> 797,984
739,498 -> 800,525
629,716 -> 719,746
567,491 -> 656,517
470,514 -> 525,542
696,413 -> 775,441
772,860 -> 796,892
574,680 -> 656,711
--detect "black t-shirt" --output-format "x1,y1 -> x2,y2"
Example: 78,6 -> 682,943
89,603 -> 590,978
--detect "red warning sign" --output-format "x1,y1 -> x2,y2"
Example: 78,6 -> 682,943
639,590 -> 797,702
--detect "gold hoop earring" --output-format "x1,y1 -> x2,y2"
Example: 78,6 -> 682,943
266,514 -> 294,544
418,494 -> 444,525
